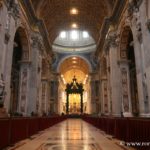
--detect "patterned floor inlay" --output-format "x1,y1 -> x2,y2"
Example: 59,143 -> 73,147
47,136 -> 94,140
37,143 -> 102,150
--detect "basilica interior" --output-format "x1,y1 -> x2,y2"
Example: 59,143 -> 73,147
0,0 -> 150,150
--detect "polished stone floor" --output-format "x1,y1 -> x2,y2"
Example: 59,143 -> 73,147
7,119 -> 135,150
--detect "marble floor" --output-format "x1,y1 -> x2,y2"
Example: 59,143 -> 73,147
6,119 -> 135,150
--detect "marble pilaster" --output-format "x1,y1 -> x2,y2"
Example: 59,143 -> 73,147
138,0 -> 150,116
106,31 -> 122,116
128,1 -> 150,116
27,33 -> 42,115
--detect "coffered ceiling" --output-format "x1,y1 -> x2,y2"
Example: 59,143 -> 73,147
63,69 -> 86,83
59,57 -> 89,75
30,0 -> 116,44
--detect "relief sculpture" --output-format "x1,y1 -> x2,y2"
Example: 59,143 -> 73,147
121,68 -> 129,112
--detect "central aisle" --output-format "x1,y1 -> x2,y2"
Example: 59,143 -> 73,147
10,119 -> 130,150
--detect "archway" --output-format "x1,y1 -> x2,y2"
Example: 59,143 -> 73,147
10,27 -> 29,115
58,56 -> 90,114
120,26 -> 139,116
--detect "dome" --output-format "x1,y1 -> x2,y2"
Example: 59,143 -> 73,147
52,30 -> 96,53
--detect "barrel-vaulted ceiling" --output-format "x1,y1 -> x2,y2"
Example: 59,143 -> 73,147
30,0 -> 116,44
59,57 -> 89,75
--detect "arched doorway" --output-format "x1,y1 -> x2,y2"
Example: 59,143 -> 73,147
10,27 -> 29,115
120,26 -> 139,116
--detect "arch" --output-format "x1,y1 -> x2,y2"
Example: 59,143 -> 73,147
10,27 -> 30,115
57,55 -> 92,73
14,27 -> 30,61
58,56 -> 90,75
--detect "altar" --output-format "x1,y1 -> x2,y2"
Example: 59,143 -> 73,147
65,76 -> 84,114
68,94 -> 81,114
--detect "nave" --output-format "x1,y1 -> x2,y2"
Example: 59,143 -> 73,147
1,0 -> 150,149
6,119 -> 134,150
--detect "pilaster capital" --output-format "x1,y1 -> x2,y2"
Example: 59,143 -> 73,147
7,0 -> 20,19
30,32 -> 44,52
127,1 -> 143,44
104,31 -> 119,51
127,0 -> 143,17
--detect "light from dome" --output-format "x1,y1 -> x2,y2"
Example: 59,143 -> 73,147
72,61 -> 77,63
71,23 -> 78,28
83,31 -> 89,38
72,57 -> 77,60
71,30 -> 78,40
70,8 -> 78,15
60,31 -> 66,39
